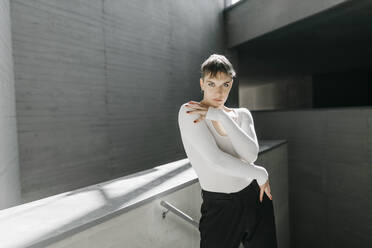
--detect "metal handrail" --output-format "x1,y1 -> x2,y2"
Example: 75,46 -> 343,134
160,200 -> 245,247
160,200 -> 199,228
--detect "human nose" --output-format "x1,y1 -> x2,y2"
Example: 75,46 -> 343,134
217,85 -> 224,94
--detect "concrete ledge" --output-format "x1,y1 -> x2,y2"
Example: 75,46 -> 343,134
0,140 -> 286,248
224,0 -> 349,47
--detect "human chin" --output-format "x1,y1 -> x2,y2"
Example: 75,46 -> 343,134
213,101 -> 223,107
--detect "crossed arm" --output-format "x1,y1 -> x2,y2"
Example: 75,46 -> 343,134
205,106 -> 259,164
178,103 -> 268,186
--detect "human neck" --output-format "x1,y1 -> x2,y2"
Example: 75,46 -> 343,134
200,99 -> 224,109
201,99 -> 233,110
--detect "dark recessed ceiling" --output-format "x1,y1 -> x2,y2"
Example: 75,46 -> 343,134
236,0 -> 372,80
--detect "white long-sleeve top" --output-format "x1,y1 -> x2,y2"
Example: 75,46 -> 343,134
178,102 -> 269,193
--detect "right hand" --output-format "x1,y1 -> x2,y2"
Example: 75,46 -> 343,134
259,179 -> 272,202
185,100 -> 210,123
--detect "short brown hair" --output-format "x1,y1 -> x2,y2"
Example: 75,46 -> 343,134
200,54 -> 236,80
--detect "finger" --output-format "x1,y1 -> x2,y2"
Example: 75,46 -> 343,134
186,103 -> 208,111
259,188 -> 264,203
266,190 -> 272,200
186,104 -> 205,111
194,116 -> 203,123
187,101 -> 201,106
188,100 -> 209,108
266,186 -> 272,200
188,110 -> 208,120
187,109 -> 205,115
186,102 -> 199,107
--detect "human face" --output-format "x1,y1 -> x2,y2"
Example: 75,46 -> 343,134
200,71 -> 233,107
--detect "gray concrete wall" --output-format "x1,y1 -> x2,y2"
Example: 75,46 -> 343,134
224,0 -> 348,47
9,0 -> 231,203
239,74 -> 313,111
258,143 -> 290,248
0,0 -> 21,210
252,107 -> 372,248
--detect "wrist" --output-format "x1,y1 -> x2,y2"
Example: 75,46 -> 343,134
205,106 -> 222,121
256,167 -> 269,186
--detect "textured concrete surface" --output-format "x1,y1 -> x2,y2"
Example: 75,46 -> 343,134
239,75 -> 313,111
9,0 -> 231,203
258,141 -> 290,248
253,107 -> 372,248
224,0 -> 348,48
0,141 -> 288,248
229,0 -> 372,86
0,0 -> 21,210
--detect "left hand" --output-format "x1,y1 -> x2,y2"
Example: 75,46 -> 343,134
259,179 -> 273,202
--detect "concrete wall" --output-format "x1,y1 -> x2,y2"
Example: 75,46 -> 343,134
253,107 -> 372,248
9,0 -> 233,203
224,0 -> 348,47
258,143 -> 290,248
239,74 -> 313,111
0,0 -> 21,210
46,182 -> 204,248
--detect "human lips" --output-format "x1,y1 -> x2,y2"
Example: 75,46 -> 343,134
214,98 -> 223,102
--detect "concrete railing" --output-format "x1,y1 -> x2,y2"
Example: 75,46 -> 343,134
0,140 -> 288,248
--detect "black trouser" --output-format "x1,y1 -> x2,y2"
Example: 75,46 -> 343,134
198,179 -> 278,248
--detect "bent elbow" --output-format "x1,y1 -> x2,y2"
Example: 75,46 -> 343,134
251,152 -> 258,163
253,143 -> 259,161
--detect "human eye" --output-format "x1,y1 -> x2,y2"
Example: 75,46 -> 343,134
224,83 -> 230,87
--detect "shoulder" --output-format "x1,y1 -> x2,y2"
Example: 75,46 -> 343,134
235,107 -> 253,122
178,102 -> 203,131
238,107 -> 252,115
178,102 -> 188,116
178,102 -> 193,124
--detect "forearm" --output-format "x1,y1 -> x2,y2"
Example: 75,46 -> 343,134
205,107 -> 259,163
183,135 -> 268,185
179,103 -> 268,185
